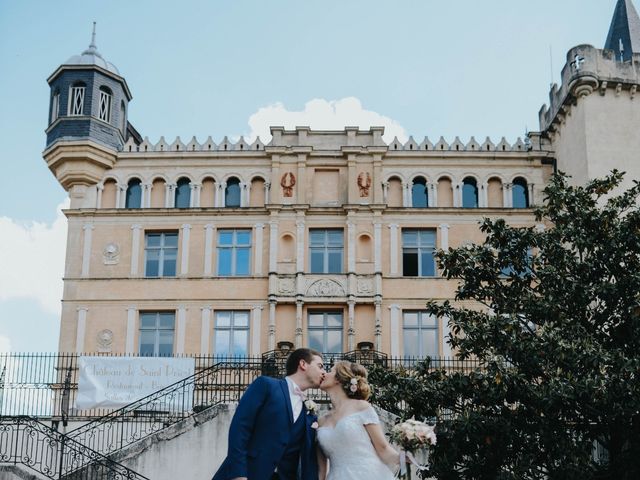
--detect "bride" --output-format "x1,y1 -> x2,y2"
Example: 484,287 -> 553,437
316,361 -> 399,479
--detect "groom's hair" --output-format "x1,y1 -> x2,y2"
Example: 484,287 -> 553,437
285,348 -> 322,376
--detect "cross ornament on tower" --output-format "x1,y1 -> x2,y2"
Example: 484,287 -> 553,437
570,53 -> 585,72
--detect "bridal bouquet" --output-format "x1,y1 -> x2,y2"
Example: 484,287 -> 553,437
390,419 -> 436,479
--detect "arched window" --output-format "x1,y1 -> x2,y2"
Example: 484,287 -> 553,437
50,90 -> 60,124
175,177 -> 191,208
68,82 -> 85,116
120,101 -> 126,133
125,178 -> 142,208
462,177 -> 478,208
512,177 -> 529,208
411,177 -> 428,208
98,86 -> 113,123
225,177 -> 241,207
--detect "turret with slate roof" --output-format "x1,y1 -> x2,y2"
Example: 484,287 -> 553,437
45,23 -> 136,153
604,0 -> 640,61
44,23 -> 140,195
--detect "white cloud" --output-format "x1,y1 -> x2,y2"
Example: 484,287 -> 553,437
246,97 -> 407,143
0,200 -> 68,316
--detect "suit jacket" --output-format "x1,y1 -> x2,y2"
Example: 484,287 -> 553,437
212,376 -> 319,480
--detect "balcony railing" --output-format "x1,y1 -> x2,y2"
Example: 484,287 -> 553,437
0,351 -> 481,419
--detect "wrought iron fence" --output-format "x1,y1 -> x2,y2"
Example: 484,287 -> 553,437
0,416 -> 148,479
0,351 -> 482,420
66,358 -> 265,456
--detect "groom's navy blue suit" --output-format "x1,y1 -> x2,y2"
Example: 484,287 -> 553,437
212,376 -> 319,480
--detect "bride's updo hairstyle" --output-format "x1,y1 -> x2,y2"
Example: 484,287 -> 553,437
334,361 -> 371,401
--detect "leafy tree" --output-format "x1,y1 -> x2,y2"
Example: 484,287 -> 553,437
370,172 -> 640,479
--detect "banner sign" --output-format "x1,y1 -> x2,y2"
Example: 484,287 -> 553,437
75,356 -> 195,410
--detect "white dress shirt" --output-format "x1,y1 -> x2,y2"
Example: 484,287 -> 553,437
285,376 -> 304,422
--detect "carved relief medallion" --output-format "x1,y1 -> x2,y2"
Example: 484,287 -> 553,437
306,279 -> 345,297
96,329 -> 113,352
281,172 -> 296,197
103,243 -> 120,265
357,172 -> 372,197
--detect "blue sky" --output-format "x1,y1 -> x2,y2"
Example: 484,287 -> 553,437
0,0 -> 620,352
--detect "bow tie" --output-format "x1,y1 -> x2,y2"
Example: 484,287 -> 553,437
293,385 -> 306,401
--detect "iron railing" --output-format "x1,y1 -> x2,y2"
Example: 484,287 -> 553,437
65,358 -> 265,456
0,416 -> 148,479
0,351 -> 482,419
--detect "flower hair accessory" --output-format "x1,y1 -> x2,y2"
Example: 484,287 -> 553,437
348,376 -> 359,394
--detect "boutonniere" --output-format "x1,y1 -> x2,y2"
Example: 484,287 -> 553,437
310,421 -> 319,430
304,399 -> 318,415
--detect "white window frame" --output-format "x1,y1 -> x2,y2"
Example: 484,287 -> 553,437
217,229 -> 252,276
402,229 -> 437,277
99,88 -> 112,123
139,311 -> 175,356
308,311 -> 343,354
68,86 -> 85,116
214,310 -> 250,357
309,229 -> 344,274
144,232 -> 179,277
402,310 -> 439,359
51,93 -> 59,123
120,101 -> 126,132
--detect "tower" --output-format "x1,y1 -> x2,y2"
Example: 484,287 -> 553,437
538,0 -> 640,191
43,24 -> 135,207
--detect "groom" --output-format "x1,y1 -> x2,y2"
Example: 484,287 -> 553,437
212,348 -> 326,480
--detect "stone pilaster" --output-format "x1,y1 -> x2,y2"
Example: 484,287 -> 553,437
204,224 -> 215,276
388,224 -> 399,276
200,306 -> 211,354
75,307 -> 88,353
180,224 -> 191,275
254,223 -> 264,275
125,306 -> 136,354
81,224 -> 94,277
130,224 -> 142,276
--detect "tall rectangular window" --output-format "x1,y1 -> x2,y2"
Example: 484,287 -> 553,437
214,311 -> 250,357
308,311 -> 343,353
145,232 -> 178,277
99,88 -> 112,122
139,311 -> 175,356
217,229 -> 251,276
51,93 -> 59,123
309,229 -> 343,273
403,311 -> 438,358
402,229 -> 436,277
68,86 -> 85,116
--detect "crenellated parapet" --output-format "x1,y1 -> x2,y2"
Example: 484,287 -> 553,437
124,135 -> 266,153
539,44 -> 640,133
386,135 -> 528,153
122,128 -> 530,155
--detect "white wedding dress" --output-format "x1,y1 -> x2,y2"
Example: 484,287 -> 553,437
317,406 -> 395,480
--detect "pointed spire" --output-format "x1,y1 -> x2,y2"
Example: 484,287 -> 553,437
604,0 -> 640,61
90,21 -> 97,49
82,21 -> 102,58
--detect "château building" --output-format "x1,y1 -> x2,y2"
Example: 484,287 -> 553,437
44,0 -> 640,361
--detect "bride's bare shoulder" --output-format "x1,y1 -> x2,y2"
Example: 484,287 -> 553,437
352,399 -> 373,412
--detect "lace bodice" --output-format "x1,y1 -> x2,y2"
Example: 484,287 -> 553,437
317,406 -> 395,480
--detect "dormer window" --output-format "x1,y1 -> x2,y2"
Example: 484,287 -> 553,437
68,84 -> 85,116
98,86 -> 113,123
50,92 -> 60,123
